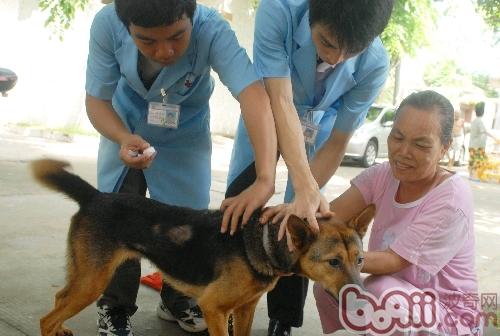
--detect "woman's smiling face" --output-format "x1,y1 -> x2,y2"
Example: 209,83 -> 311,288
388,105 -> 448,183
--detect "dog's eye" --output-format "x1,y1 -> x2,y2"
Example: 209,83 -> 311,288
357,257 -> 364,265
328,258 -> 342,268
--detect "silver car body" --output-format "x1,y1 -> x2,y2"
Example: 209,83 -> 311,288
344,105 -> 396,167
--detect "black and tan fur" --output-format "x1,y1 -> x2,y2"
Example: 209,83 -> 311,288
32,159 -> 373,336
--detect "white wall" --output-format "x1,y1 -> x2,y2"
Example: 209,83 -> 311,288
0,0 -> 256,137
0,0 -> 99,130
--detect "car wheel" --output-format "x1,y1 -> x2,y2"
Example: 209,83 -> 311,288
362,140 -> 378,167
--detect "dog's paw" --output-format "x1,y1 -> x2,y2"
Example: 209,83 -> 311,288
56,325 -> 73,336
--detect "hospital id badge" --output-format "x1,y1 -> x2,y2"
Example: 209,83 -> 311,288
300,119 -> 319,145
147,102 -> 180,129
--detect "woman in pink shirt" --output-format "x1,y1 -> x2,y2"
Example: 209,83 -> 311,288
312,91 -> 481,335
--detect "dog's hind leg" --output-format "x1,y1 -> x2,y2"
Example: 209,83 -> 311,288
40,242 -> 134,336
232,297 -> 259,336
40,265 -> 113,336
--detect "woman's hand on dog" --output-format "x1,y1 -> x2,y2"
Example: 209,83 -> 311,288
260,191 -> 332,251
119,134 -> 155,169
220,177 -> 275,235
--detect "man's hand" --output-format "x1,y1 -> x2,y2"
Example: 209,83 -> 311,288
220,177 -> 275,235
260,186 -> 332,250
118,134 -> 155,169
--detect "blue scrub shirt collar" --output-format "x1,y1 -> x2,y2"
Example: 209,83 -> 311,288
293,10 -> 313,48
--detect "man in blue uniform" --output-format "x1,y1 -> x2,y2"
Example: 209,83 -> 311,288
85,0 -> 277,334
226,0 -> 394,335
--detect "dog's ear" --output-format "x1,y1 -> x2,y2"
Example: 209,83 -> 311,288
347,205 -> 375,239
287,215 -> 315,250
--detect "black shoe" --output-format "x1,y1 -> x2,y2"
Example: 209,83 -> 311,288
268,319 -> 292,336
97,305 -> 133,336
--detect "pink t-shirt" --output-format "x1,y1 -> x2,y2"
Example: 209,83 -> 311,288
352,162 -> 481,332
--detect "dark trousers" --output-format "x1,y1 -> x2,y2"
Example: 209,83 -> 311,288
96,169 -> 188,315
225,162 -> 308,327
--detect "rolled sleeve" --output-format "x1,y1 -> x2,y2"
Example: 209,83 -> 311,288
207,13 -> 259,97
253,0 -> 291,78
390,203 -> 469,276
351,162 -> 391,205
85,6 -> 121,100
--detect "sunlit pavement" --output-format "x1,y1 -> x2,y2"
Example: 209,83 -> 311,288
0,126 -> 498,335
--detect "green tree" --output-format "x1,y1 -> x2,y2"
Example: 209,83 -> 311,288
472,74 -> 500,98
381,0 -> 436,67
39,0 -> 90,38
476,0 -> 500,32
378,0 -> 437,104
423,59 -> 467,87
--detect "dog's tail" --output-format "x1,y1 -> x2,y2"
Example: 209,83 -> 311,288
31,159 -> 98,206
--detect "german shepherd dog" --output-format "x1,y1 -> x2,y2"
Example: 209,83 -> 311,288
32,159 -> 373,336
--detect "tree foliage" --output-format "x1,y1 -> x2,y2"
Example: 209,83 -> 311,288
423,59 -> 464,87
39,0 -> 496,58
476,0 -> 500,32
472,74 -> 500,98
39,0 -> 90,38
381,0 -> 436,67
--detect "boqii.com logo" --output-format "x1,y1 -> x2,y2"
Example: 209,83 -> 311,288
339,285 -> 439,335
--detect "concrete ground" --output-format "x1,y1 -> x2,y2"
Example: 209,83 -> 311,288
0,125 -> 499,335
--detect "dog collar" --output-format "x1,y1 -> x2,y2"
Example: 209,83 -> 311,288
262,224 -> 281,271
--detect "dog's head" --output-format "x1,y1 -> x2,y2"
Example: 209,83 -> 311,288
287,205 -> 374,299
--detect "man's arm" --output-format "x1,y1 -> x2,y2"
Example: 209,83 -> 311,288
238,82 -> 277,185
264,78 -> 331,234
85,94 -> 152,169
309,130 -> 352,189
485,130 -> 500,142
86,95 -> 129,144
263,78 -> 317,192
220,81 -> 278,234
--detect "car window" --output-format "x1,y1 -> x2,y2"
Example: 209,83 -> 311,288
381,109 -> 396,123
366,107 -> 383,122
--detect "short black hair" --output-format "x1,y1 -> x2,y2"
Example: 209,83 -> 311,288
309,0 -> 394,55
115,0 -> 196,29
396,90 -> 454,145
475,102 -> 485,117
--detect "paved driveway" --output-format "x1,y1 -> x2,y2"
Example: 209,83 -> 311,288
0,127 -> 498,335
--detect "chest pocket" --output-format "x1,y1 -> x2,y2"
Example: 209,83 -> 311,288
171,72 -> 201,97
167,70 -> 212,109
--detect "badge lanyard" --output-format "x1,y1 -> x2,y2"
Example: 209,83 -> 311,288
300,109 -> 319,160
147,88 -> 181,129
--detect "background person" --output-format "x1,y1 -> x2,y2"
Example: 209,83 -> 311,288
225,0 -> 394,334
468,102 -> 500,179
85,0 -> 277,334
447,109 -> 465,168
307,91 -> 482,335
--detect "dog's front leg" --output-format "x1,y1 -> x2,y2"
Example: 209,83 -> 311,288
232,298 -> 259,336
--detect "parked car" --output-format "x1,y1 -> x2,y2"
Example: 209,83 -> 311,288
344,105 -> 396,167
0,68 -> 17,97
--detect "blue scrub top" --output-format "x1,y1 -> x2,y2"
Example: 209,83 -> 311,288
86,4 -> 259,209
227,0 -> 390,201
